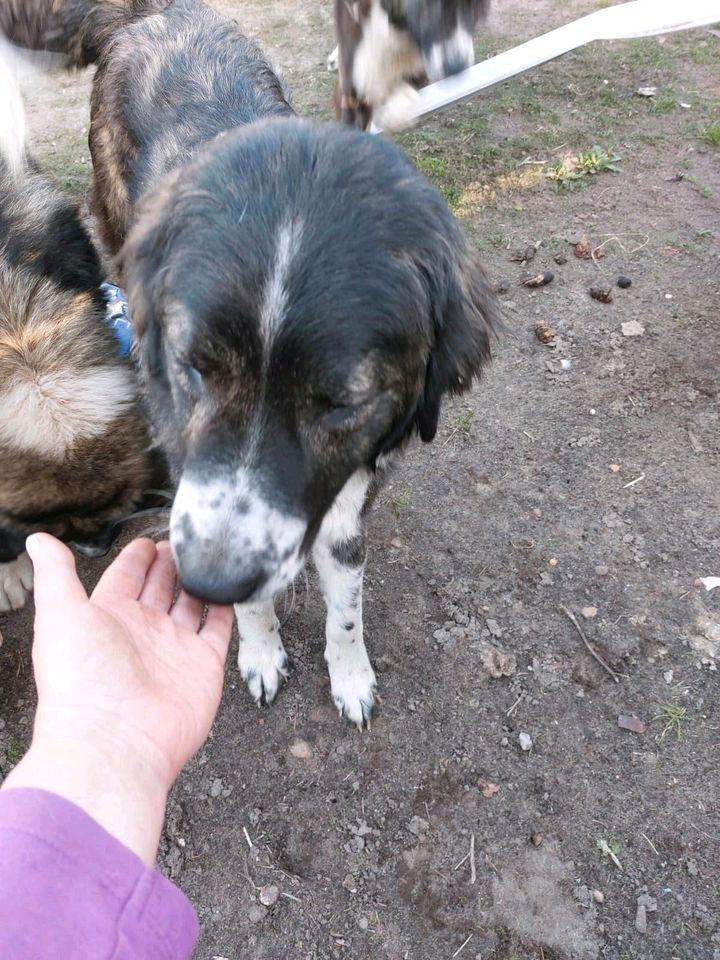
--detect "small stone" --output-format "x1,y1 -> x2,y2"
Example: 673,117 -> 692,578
617,275 -> 632,289
581,606 -> 598,620
548,558 -> 558,567
574,885 -> 591,906
664,669 -> 674,684
495,280 -> 510,294
259,885 -> 279,907
595,565 -> 609,577
342,874 -> 357,892
486,618 -> 503,638
209,778 -> 223,798
289,740 -> 313,760
248,904 -> 267,924
554,254 -> 567,265
408,815 -> 429,836
622,320 -> 645,338
530,832 -> 544,847
519,732 -> 533,752
592,889 -> 605,904
357,916 -> 369,931
687,859 -> 699,876
635,904 -> 647,934
532,508 -> 542,517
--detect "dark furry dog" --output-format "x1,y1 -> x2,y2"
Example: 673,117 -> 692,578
35,0 -> 499,725
332,0 -> 489,129
0,42 -> 158,619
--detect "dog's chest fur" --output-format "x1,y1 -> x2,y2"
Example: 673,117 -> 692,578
351,0 -> 423,102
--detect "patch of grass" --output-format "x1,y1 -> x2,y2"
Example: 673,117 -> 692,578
653,703 -> 689,741
546,145 -> 621,189
390,489 -> 411,513
597,838 -> 622,869
457,410 -> 475,435
698,121 -> 720,146
691,40 -> 720,66
6,738 -> 25,764
648,92 -> 679,114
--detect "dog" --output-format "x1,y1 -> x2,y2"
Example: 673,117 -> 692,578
332,0 -> 489,129
0,40 -> 159,621
47,0 -> 499,726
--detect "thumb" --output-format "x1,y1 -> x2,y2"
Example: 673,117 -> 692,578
26,533 -> 89,613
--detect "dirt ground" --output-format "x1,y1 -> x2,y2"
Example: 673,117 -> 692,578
1,1 -> 720,958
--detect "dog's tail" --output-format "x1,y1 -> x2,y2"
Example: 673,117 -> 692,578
0,41 -> 28,177
0,1 -> 150,68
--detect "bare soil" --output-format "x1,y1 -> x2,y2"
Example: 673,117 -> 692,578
2,2 -> 719,958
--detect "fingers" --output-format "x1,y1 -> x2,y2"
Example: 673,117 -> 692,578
199,604 -> 235,661
138,541 -> 177,612
92,538 -> 158,602
170,590 -> 205,633
26,534 -> 88,611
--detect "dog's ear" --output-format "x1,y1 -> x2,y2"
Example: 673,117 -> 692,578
415,247 -> 500,443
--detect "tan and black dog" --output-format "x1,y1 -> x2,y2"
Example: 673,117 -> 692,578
332,0 -> 490,129
0,41 -> 158,619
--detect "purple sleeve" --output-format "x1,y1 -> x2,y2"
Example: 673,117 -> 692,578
0,788 -> 198,960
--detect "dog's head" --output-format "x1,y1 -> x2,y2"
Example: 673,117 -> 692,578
385,0 -> 488,80
122,119 -> 498,605
0,171 -> 160,564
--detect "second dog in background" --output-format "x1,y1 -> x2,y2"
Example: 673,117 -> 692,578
332,0 -> 489,129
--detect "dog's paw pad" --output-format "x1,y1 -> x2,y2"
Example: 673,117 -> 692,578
238,639 -> 289,705
0,554 -> 34,612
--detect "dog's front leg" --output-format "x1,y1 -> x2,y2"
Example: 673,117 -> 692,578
236,599 -> 289,705
0,553 -> 34,612
313,471 -> 377,729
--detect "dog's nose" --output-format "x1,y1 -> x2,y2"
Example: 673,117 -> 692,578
443,51 -> 472,77
176,558 -> 268,606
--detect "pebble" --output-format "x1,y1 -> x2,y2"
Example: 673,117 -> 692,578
209,778 -> 223,798
554,254 -> 568,265
617,275 -> 632,289
247,905 -> 267,924
621,320 -> 645,337
519,732 -> 533,752
408,815 -> 429,836
532,508 -> 542,518
289,740 -> 313,760
581,606 -> 598,620
664,669 -> 674,684
342,874 -> 357,892
357,916 -> 369,931
530,832 -> 544,847
595,565 -> 610,577
259,885 -> 279,907
687,859 -> 699,876
592,890 -> 605,904
635,904 -> 647,934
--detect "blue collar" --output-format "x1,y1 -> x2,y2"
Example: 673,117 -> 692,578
100,282 -> 133,358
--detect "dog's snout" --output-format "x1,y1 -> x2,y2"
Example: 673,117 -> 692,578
176,552 -> 268,606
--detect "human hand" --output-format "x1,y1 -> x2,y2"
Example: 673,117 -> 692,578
2,535 -> 234,864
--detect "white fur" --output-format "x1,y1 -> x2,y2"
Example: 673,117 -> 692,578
0,41 -> 27,176
260,220 -> 303,350
0,367 -> 137,460
0,553 -> 34,612
374,82 -> 420,131
352,0 -> 423,106
426,25 -> 475,81
314,470 -> 375,728
327,45 -> 339,73
170,471 -> 306,600
236,599 -> 288,704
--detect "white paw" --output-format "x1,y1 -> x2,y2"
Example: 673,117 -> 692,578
0,553 -> 34,612
327,45 -> 339,73
374,83 -> 419,132
326,643 -> 377,729
238,633 -> 289,705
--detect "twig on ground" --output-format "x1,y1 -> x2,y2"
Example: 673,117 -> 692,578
559,604 -> 621,683
623,473 -> 645,488
452,934 -> 473,958
641,833 -> 660,856
242,826 -> 254,849
470,833 -> 476,885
